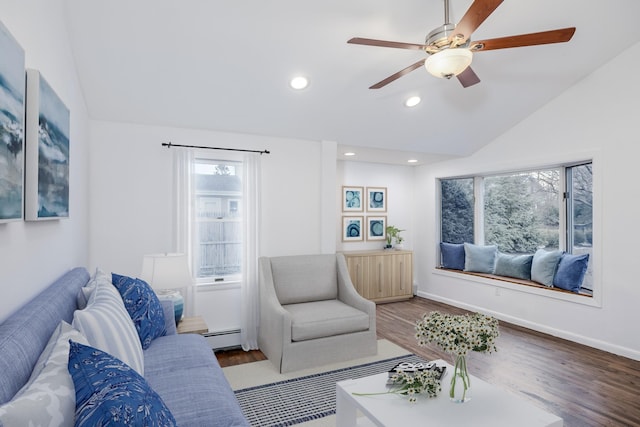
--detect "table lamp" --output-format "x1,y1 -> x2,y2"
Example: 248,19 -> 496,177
140,253 -> 191,325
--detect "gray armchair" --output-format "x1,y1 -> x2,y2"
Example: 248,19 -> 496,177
258,253 -> 377,373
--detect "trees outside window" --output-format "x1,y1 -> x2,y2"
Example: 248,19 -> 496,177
441,178 -> 474,244
484,170 -> 559,253
440,162 -> 593,290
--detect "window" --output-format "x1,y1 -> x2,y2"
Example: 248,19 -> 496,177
484,169 -> 560,253
176,148 -> 261,349
193,158 -> 243,282
440,178 -> 474,244
440,162 -> 593,291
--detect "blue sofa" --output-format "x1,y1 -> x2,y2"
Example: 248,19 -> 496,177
0,267 -> 248,426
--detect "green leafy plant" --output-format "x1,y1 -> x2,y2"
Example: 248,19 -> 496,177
385,225 -> 405,247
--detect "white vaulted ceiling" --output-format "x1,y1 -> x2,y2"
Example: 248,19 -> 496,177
63,0 -> 640,164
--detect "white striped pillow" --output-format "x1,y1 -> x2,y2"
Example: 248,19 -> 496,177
72,280 -> 144,375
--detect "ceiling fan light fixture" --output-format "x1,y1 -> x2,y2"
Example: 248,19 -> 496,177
424,48 -> 473,79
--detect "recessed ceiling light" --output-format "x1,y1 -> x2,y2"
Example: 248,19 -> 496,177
405,96 -> 421,107
344,152 -> 356,156
290,76 -> 309,90
408,159 -> 418,163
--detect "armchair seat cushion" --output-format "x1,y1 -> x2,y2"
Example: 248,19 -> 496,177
284,300 -> 370,342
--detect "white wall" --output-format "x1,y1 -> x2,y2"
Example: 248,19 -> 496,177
0,0 -> 90,322
414,41 -> 640,360
88,120 -> 334,334
337,161 -> 415,253
88,121 -> 333,276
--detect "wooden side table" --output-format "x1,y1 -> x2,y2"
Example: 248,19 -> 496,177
177,316 -> 209,335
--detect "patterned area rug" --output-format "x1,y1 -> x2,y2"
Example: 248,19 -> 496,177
234,354 -> 426,427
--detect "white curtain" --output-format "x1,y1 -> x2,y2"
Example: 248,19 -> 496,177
174,147 -> 261,350
173,149 -> 195,316
240,153 -> 261,350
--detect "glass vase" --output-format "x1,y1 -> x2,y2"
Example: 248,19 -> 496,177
450,353 -> 472,403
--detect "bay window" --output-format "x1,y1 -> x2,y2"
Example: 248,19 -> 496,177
439,161 -> 593,293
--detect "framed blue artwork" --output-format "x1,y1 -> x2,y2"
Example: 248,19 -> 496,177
366,187 -> 387,212
0,20 -> 25,222
25,69 -> 70,220
367,216 -> 386,241
342,216 -> 363,242
342,186 -> 363,212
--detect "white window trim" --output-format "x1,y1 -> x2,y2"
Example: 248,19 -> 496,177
435,151 -> 602,308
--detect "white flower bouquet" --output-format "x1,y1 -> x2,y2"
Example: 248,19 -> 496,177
415,311 -> 499,402
353,368 -> 442,403
415,311 -> 499,356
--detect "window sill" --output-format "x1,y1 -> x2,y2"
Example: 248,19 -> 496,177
194,280 -> 241,291
432,268 -> 600,307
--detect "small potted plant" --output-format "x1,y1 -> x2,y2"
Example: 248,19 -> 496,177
385,225 -> 404,250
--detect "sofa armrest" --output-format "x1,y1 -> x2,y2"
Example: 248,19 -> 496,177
160,300 -> 177,336
336,254 -> 376,331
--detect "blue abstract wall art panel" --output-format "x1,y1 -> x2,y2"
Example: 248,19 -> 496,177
25,69 -> 70,220
0,20 -> 25,222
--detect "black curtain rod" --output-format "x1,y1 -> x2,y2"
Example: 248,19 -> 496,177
162,142 -> 270,155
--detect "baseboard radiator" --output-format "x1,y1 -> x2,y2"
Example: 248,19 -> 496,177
204,328 -> 242,350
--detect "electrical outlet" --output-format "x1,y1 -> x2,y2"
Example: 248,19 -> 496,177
495,287 -> 501,296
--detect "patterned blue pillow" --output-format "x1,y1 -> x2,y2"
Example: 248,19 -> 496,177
112,273 -> 166,349
68,341 -> 177,427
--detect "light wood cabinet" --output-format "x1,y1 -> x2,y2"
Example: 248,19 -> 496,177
342,250 -> 413,303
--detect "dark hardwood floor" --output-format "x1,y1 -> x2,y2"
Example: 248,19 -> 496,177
216,297 -> 640,427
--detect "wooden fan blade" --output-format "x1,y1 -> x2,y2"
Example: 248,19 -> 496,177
450,0 -> 504,45
369,59 -> 426,89
471,27 -> 576,52
348,37 -> 426,51
457,67 -> 481,88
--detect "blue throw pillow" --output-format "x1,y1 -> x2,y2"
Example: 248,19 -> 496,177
112,273 -> 166,349
463,243 -> 497,274
531,249 -> 563,287
68,341 -> 176,427
440,242 -> 465,270
494,253 -> 534,280
553,253 -> 589,292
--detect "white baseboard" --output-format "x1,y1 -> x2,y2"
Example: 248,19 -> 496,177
416,291 -> 640,362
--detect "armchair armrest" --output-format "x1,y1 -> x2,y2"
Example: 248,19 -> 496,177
336,254 -> 376,330
258,257 -> 292,368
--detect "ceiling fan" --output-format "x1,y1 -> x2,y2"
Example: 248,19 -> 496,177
348,0 -> 575,89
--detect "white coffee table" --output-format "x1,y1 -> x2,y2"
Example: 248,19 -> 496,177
336,359 -> 563,427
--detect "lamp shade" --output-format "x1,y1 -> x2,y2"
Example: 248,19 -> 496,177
424,48 -> 473,79
140,253 -> 192,290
